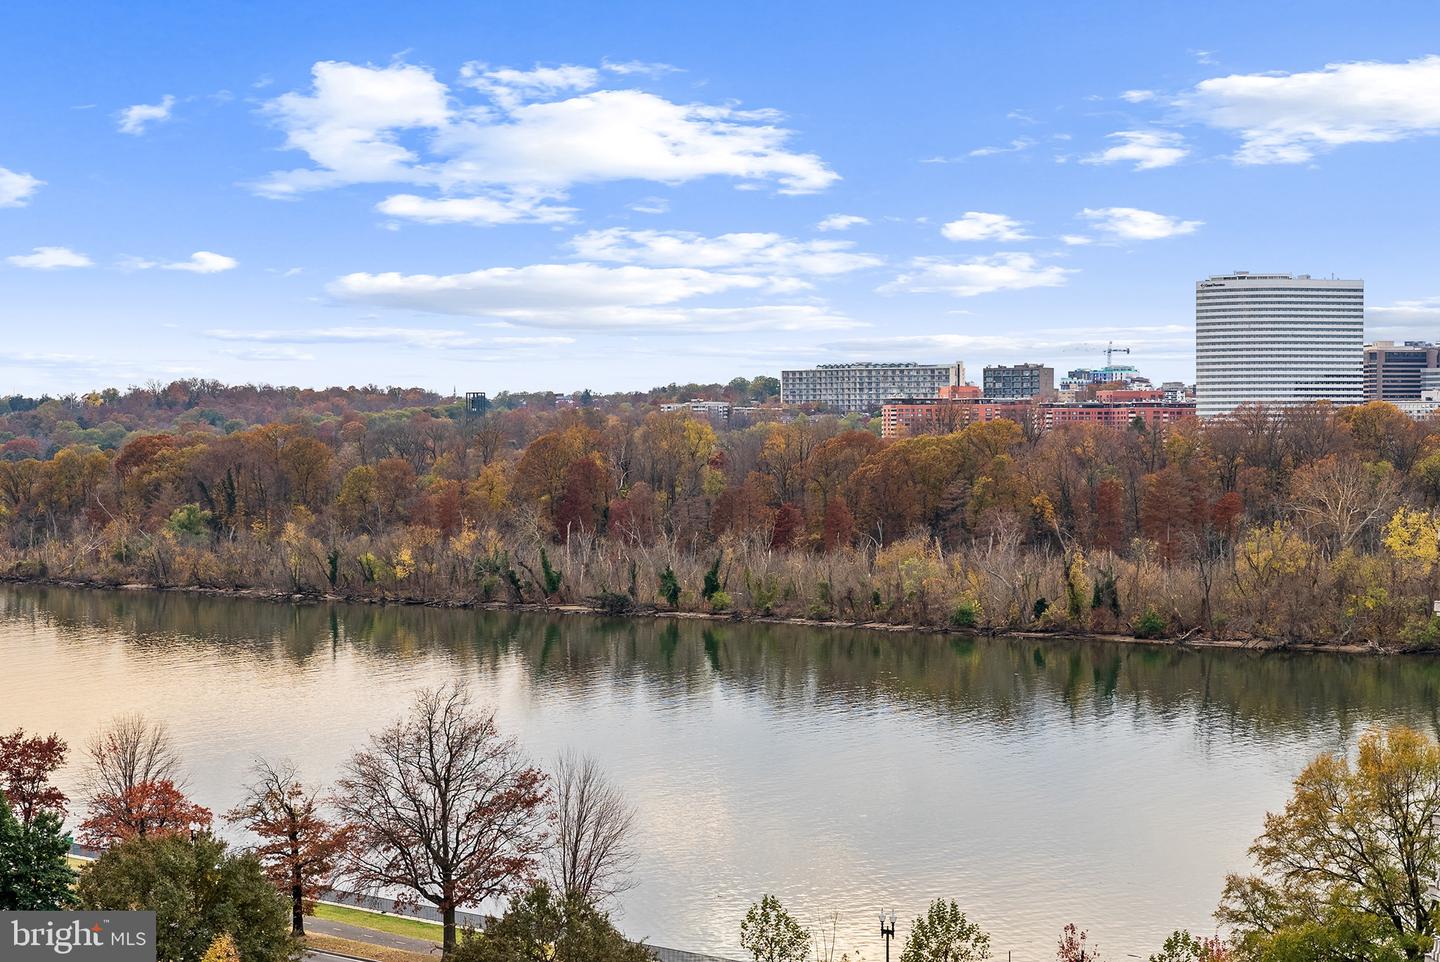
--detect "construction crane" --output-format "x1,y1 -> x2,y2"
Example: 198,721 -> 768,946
1104,341 -> 1131,367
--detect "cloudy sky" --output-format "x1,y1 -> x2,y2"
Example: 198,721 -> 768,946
4,0 -> 1440,395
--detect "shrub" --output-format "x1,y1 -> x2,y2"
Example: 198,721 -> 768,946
540,548 -> 563,596
949,600 -> 982,630
702,557 -> 723,601
1133,606 -> 1168,639
658,566 -> 681,608
590,591 -> 634,616
709,590 -> 733,612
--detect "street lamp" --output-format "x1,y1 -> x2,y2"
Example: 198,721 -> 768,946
879,909 -> 897,962
1427,813 -> 1440,962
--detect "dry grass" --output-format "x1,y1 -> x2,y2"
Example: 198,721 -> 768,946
304,931 -> 437,962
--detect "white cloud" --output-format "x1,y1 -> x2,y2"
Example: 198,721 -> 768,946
493,335 -> 576,345
940,211 -> 1030,242
1368,298 -> 1440,340
0,167 -> 43,207
1182,56 -> 1440,164
207,326 -> 491,349
964,137 -> 1035,158
124,251 -> 238,273
118,95 -> 176,135
1079,207 -> 1202,240
567,228 -> 882,275
376,192 -> 575,225
819,325 -> 1193,360
225,346 -> 317,362
326,262 -> 860,332
257,62 -> 450,196
459,62 -> 600,109
600,59 -> 681,77
165,251 -> 237,273
628,196 -> 669,215
1060,235 -> 1094,246
7,246 -> 92,269
1082,130 -> 1188,170
255,59 -> 837,209
1120,89 -> 1156,103
816,213 -> 868,232
878,252 -> 1073,297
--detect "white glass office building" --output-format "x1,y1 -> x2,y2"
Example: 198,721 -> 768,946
1195,272 -> 1364,418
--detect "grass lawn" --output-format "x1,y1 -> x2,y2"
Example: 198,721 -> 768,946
312,902 -> 445,943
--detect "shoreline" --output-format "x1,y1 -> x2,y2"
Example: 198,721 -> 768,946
0,573 -> 1392,657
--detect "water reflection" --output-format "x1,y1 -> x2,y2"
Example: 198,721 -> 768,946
3,584 -> 1437,958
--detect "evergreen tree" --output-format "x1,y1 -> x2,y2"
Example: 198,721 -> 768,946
0,794 -> 75,910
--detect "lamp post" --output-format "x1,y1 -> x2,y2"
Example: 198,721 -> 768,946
1427,813 -> 1440,962
879,909 -> 897,962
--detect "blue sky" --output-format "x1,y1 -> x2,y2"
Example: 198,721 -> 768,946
4,0 -> 1440,395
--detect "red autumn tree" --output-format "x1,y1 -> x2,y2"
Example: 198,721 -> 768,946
1057,923 -> 1102,962
770,503 -> 804,550
335,684 -> 549,954
553,455 -> 610,539
79,778 -> 212,848
0,728 -> 68,826
226,759 -> 355,935
820,497 -> 856,551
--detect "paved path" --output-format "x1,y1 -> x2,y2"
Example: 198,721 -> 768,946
305,916 -> 442,955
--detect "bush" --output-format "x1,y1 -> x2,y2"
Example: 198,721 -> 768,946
702,556 -> 723,601
710,590 -> 733,612
75,833 -> 296,962
949,600 -> 982,630
658,566 -> 681,608
590,591 -> 634,616
450,883 -> 650,962
1402,614 -> 1440,650
540,548 -> 563,596
1133,606 -> 1168,639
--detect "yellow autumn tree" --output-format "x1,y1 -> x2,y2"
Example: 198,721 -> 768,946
1383,506 -> 1440,566
200,933 -> 240,962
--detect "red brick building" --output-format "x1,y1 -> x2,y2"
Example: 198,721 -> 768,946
881,396 -> 1195,438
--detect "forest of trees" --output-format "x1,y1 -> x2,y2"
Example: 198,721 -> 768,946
4,377 -> 1440,648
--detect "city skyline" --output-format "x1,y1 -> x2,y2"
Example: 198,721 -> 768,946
6,1 -> 1440,396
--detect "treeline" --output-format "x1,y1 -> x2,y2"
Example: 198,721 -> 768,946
0,375 -> 781,459
4,394 -> 1440,646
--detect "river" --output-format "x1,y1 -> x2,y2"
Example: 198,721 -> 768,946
3,583 -> 1438,959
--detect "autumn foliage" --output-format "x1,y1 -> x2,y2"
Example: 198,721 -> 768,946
0,729 -> 68,825
79,778 -> 213,847
7,382 -> 1440,646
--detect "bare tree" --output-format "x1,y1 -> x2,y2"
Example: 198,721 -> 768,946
226,758 -> 354,935
547,751 -> 638,907
334,684 -> 549,954
82,713 -> 183,804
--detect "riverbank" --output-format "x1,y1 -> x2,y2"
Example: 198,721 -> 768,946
0,573 -> 1387,657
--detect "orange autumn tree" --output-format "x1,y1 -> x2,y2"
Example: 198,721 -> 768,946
226,759 -> 354,935
79,778 -> 212,847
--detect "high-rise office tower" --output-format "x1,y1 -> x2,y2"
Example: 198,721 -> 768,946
1195,272 -> 1364,418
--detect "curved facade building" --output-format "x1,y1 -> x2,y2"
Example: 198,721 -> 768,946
1195,272 -> 1364,418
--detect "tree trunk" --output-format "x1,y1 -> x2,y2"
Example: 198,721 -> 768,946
443,905 -> 457,955
292,881 -> 304,934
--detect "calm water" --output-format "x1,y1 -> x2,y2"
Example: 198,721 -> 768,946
4,584 -> 1439,959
